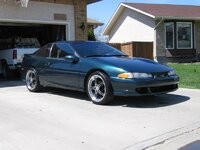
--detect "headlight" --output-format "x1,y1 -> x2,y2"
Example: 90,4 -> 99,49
133,73 -> 153,78
118,73 -> 133,79
118,73 -> 152,79
168,70 -> 176,76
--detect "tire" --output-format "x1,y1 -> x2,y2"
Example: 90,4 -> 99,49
87,71 -> 114,105
25,68 -> 41,92
1,60 -> 13,78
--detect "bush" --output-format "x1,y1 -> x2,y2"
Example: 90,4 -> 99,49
88,29 -> 96,41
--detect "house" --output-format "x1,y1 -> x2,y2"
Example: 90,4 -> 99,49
103,3 -> 200,63
0,0 -> 101,46
87,18 -> 104,31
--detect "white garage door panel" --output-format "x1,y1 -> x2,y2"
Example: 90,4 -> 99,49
0,0 -> 75,40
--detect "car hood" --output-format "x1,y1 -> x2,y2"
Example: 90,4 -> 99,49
90,56 -> 171,73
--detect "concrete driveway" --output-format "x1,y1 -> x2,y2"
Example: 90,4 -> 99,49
0,80 -> 200,150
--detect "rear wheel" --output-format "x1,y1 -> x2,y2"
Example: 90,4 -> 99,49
1,60 -> 13,78
87,71 -> 114,105
25,68 -> 41,92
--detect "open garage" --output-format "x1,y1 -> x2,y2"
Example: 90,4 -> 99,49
0,22 -> 67,78
0,23 -> 67,48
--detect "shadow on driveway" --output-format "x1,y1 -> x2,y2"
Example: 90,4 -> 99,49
0,78 -> 25,88
111,94 -> 190,108
43,88 -> 190,108
0,79 -> 189,108
44,87 -> 89,101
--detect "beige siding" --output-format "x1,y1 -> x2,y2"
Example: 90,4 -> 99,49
109,8 -> 155,43
31,0 -> 74,5
0,0 -> 88,41
0,0 -> 75,40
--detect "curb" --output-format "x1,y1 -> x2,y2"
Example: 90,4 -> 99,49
122,121 -> 200,150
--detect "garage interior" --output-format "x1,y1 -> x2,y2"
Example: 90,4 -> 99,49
0,23 -> 66,49
0,23 -> 66,79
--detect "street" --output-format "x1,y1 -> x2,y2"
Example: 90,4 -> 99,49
0,81 -> 199,150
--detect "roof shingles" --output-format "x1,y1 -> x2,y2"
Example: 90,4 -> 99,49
124,3 -> 200,18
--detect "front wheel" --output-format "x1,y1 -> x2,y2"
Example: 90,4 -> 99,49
25,68 -> 41,92
87,71 -> 114,105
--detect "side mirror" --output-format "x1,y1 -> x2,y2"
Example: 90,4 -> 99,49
64,55 -> 79,63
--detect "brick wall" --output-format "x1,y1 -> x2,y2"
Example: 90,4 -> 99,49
74,0 -> 87,41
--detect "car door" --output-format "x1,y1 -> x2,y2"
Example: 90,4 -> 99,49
34,43 -> 53,85
45,43 -> 80,90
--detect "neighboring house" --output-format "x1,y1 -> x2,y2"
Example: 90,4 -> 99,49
103,3 -> 200,63
0,0 -> 100,44
87,18 -> 104,31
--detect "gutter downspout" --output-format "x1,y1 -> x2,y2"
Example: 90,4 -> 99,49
154,17 -> 164,30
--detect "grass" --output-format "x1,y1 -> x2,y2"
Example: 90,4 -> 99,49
168,63 -> 200,89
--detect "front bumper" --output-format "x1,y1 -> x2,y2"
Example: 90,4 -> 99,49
111,76 -> 179,96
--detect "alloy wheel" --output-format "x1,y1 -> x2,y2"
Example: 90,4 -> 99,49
26,70 -> 37,91
88,75 -> 106,102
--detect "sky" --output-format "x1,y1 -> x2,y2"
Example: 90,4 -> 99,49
87,0 -> 200,27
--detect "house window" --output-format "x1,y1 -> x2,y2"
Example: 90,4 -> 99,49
165,22 -> 174,49
165,21 -> 194,50
177,22 -> 193,49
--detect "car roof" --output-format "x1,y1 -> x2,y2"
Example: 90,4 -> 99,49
55,41 -> 101,45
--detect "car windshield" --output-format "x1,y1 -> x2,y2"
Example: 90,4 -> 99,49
70,42 -> 127,57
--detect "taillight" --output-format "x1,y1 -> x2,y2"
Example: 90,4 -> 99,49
13,49 -> 17,59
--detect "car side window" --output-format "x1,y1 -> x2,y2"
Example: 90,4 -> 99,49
50,44 -> 58,58
58,50 -> 68,58
50,44 -> 67,59
53,43 -> 75,59
35,44 -> 51,57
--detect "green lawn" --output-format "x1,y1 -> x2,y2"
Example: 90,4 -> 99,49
168,63 -> 200,89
